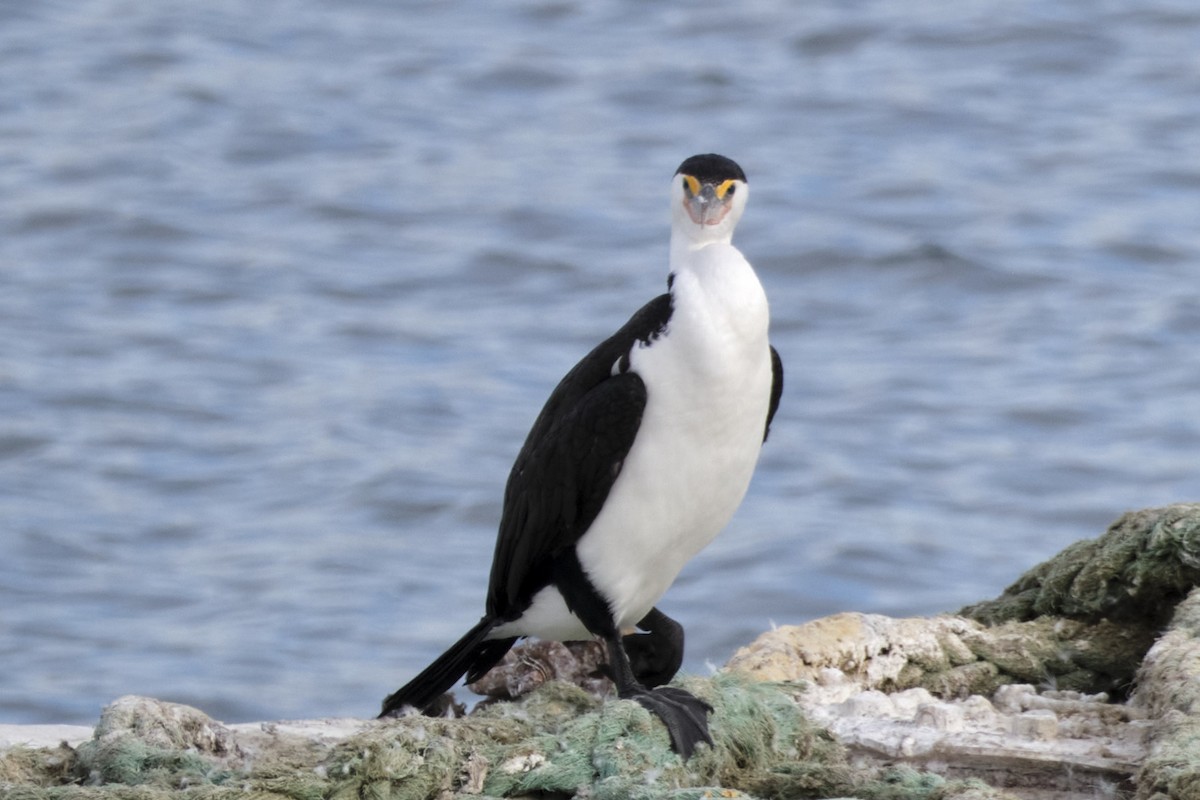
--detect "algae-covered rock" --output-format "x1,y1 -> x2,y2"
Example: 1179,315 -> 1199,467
725,613 -> 986,692
722,505 -> 1200,798
1132,587 -> 1200,799
6,504 -> 1200,800
962,504 -> 1200,626
0,743 -> 77,788
72,696 -> 242,789
0,678 -> 1015,800
725,610 -> 1154,701
90,696 -> 239,757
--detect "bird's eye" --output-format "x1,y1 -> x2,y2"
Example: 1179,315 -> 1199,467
726,184 -> 736,197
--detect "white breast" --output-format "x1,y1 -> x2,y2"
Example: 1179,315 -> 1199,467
575,242 -> 773,630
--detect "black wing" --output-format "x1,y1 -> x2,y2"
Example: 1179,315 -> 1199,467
485,294 -> 674,621
764,345 -> 783,441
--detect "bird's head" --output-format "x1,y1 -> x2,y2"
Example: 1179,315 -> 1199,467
671,153 -> 748,246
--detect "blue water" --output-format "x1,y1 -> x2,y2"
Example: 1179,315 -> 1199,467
1,1 -> 1197,725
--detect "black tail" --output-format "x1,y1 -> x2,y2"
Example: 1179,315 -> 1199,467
379,617 -> 515,717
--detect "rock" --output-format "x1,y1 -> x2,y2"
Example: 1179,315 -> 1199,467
794,675 -> 1144,797
5,503 -> 1200,799
1129,586 -> 1200,798
725,612 -> 982,688
91,695 -> 239,756
962,504 -> 1200,627
727,611 -> 1155,701
719,503 -> 1200,799
468,638 -> 613,700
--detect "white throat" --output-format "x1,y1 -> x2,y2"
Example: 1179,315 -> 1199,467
668,176 -> 747,268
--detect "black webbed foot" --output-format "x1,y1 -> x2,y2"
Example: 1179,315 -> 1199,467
596,614 -> 712,758
623,607 -> 685,688
622,684 -> 713,758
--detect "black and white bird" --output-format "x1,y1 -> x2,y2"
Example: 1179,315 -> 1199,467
380,153 -> 782,758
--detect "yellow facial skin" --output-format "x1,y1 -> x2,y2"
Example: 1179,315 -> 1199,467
681,174 -> 739,226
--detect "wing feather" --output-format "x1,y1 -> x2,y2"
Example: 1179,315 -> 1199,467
764,345 -> 783,441
485,294 -> 672,620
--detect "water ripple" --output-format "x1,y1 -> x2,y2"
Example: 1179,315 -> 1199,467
0,0 -> 1196,725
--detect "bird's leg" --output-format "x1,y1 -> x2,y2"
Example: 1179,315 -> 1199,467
551,551 -> 712,756
623,606 -> 685,688
604,632 -> 712,758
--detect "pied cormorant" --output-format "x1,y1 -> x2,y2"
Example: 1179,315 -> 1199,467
380,153 -> 783,758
